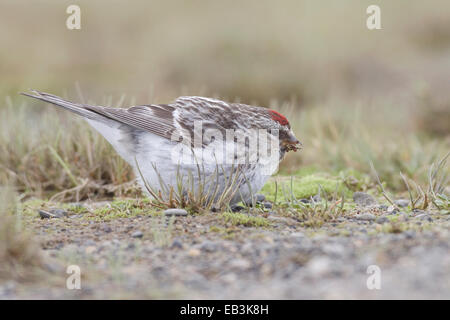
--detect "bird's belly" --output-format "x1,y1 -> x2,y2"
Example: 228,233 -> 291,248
133,139 -> 274,206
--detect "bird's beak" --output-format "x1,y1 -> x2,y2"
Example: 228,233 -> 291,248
282,131 -> 302,152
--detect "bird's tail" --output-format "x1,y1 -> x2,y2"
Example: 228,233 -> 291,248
21,90 -> 101,121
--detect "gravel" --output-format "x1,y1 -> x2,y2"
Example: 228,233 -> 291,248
12,200 -> 450,300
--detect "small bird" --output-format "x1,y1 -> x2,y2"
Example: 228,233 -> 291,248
22,90 -> 301,206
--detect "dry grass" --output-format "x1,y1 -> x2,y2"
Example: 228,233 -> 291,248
0,101 -> 135,200
0,187 -> 43,280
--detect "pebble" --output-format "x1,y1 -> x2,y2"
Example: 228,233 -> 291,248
188,248 -> 201,257
263,202 -> 273,209
38,209 -> 68,219
231,205 -> 244,212
353,192 -> 377,207
416,214 -> 433,222
171,239 -> 183,249
404,230 -> 416,239
164,208 -> 188,216
255,194 -> 266,203
102,225 -> 112,233
394,199 -> 410,208
356,213 -> 376,221
38,210 -> 53,219
229,258 -> 251,270
387,205 -> 398,214
131,231 -> 144,238
376,216 -> 389,224
306,256 -> 332,277
244,194 -> 266,206
200,241 -> 217,253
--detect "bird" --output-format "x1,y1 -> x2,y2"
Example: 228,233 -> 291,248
22,90 -> 302,206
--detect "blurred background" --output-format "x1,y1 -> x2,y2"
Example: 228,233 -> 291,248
0,0 -> 449,199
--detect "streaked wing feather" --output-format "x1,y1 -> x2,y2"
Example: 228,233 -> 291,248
86,104 -> 176,140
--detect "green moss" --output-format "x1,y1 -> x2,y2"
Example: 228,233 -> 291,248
209,225 -> 223,233
86,198 -> 160,221
261,173 -> 351,202
222,212 -> 270,227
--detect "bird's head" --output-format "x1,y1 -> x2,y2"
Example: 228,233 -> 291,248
266,110 -> 302,153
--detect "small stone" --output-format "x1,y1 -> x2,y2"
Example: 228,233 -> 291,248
85,246 -> 96,254
164,208 -> 188,216
171,239 -> 183,249
356,213 -> 376,221
231,205 -> 244,212
404,230 -> 416,239
131,231 -> 143,238
353,192 -> 377,207
229,258 -> 251,270
255,194 -> 266,203
244,194 -> 266,206
200,241 -> 217,253
102,225 -> 112,233
416,214 -> 433,222
50,208 -> 68,217
38,210 -> 53,219
263,202 -> 273,209
39,208 -> 69,219
394,199 -> 409,208
307,256 -> 332,277
387,205 -> 398,214
376,216 -> 389,224
188,248 -> 201,257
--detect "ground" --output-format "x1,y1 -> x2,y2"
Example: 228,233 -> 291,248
2,174 -> 449,299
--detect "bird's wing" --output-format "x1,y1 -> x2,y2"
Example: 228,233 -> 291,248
22,90 -> 179,141
86,104 -> 177,140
